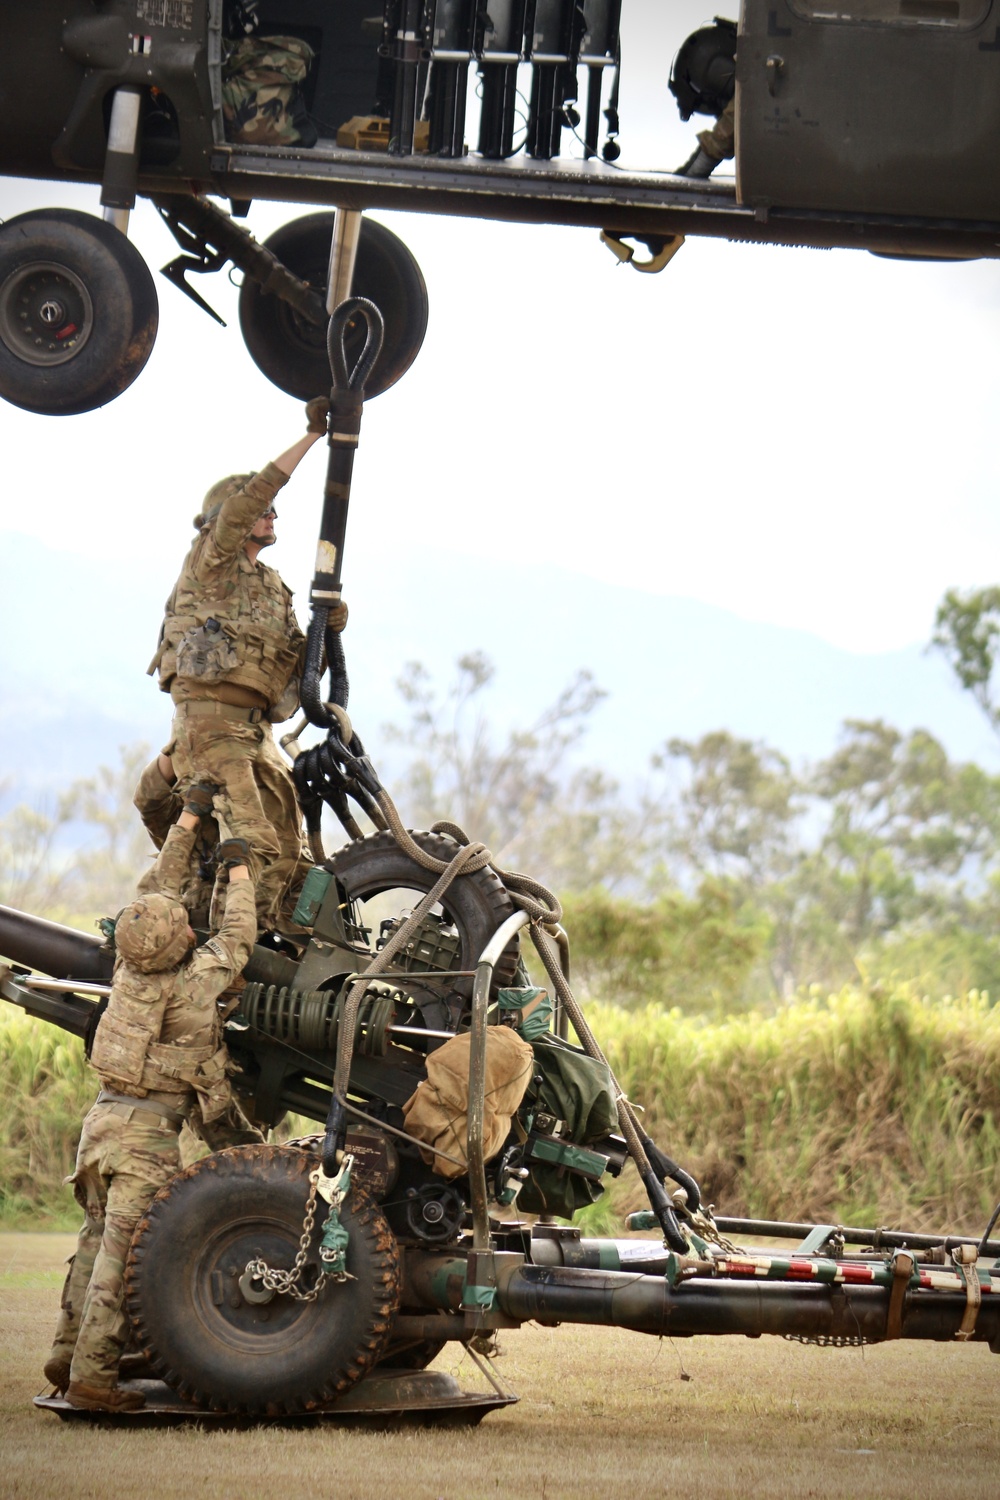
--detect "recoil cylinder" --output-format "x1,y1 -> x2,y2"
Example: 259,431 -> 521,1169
240,981 -> 398,1058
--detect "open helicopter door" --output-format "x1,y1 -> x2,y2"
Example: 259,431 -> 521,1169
736,0 -> 1000,225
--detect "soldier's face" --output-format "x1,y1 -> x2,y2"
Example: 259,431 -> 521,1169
251,506 -> 277,548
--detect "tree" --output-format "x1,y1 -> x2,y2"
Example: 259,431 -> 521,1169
645,730 -> 801,889
932,585 -> 1000,737
0,744 -> 156,921
383,653 -> 642,889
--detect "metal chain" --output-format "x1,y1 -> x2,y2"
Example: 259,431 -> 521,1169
681,1204 -> 744,1255
243,1172 -> 330,1304
782,1332 -> 871,1348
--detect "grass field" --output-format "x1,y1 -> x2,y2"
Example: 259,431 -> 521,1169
2,1233 -> 999,1500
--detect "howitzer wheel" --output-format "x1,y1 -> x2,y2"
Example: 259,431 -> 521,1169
124,1145 -> 400,1415
329,829 -> 521,998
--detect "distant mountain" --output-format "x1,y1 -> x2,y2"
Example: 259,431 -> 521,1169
0,532 -> 992,807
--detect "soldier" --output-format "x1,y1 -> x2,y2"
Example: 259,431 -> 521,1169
670,18 -> 737,178
43,801 -> 259,1411
677,96 -> 735,179
148,399 -> 345,934
133,751 -> 216,922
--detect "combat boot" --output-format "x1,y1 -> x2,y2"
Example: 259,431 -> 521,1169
43,1356 -> 71,1394
65,1380 -> 145,1412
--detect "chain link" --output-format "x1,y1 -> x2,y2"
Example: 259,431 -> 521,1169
243,1172 -> 331,1304
781,1332 -> 871,1348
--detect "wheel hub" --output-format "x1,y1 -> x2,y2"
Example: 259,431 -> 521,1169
0,261 -> 93,367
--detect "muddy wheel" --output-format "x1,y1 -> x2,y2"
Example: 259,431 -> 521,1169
125,1145 -> 400,1414
238,213 -> 427,400
328,829 -> 521,998
0,208 -> 157,415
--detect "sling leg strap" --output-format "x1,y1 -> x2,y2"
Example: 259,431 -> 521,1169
885,1249 -> 914,1340
952,1243 -> 982,1340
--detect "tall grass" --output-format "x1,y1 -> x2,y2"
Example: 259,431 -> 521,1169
596,984 -> 1000,1233
4,985 -> 999,1235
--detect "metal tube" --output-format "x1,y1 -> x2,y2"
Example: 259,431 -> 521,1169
496,1263 -> 1000,1345
468,910 -> 531,1252
101,86 -> 143,212
715,1216 -> 1000,1260
326,208 -> 362,315
0,904 -> 111,982
20,976 -> 111,997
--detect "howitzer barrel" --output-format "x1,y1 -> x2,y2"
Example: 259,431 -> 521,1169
0,901 -> 299,991
493,1264 -> 1000,1347
0,904 -> 112,982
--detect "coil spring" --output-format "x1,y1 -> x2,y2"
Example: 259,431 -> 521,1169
240,981 -> 397,1058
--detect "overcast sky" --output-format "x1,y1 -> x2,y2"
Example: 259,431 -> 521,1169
2,0 -> 999,664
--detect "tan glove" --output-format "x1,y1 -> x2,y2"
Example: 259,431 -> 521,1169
330,600 -> 349,633
305,396 -> 330,434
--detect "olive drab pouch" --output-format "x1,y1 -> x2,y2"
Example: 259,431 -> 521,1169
497,986 -> 554,1042
514,1036 -> 620,1217
175,619 -> 240,683
222,35 -> 318,148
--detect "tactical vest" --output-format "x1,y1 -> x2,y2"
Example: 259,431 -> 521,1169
89,964 -> 231,1123
154,541 -> 305,709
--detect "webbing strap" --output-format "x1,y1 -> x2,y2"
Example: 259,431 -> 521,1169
953,1243 -> 982,1340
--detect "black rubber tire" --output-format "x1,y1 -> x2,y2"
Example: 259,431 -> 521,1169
124,1145 -> 401,1414
328,829 -> 521,997
238,213 -> 427,400
0,208 -> 158,415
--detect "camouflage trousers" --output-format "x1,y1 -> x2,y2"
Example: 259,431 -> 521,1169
698,97 -> 736,161
47,1101 -> 181,1388
168,708 -> 310,931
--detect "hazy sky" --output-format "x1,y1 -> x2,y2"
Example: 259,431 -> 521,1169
2,1 -> 998,661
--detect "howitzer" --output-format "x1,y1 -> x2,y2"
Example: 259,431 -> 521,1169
3,839 -> 1000,1424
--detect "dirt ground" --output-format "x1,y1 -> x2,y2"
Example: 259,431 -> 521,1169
2,1231 -> 998,1500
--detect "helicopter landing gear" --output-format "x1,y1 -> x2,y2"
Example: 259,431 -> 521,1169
0,208 -> 157,416
238,212 -> 428,401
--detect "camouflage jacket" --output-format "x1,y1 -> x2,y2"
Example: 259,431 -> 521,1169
152,463 -> 306,713
90,825 -> 257,1122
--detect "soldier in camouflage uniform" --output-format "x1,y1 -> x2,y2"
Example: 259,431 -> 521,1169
148,400 -> 346,933
132,750 -> 314,934
133,752 -> 217,922
677,97 -> 736,178
43,804 -> 259,1411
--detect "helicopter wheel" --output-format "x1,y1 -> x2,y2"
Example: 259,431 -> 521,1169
125,1145 -> 401,1414
238,213 -> 428,400
0,209 -> 157,415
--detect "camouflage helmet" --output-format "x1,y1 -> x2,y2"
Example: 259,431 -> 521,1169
193,473 -> 254,530
114,894 -> 192,973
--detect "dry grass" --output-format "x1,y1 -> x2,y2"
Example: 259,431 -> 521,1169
2,1232 -> 999,1500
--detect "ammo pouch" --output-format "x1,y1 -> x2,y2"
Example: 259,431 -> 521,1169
175,618 -> 240,683
268,674 -> 300,724
222,35 -> 318,147
90,1011 -> 157,1095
